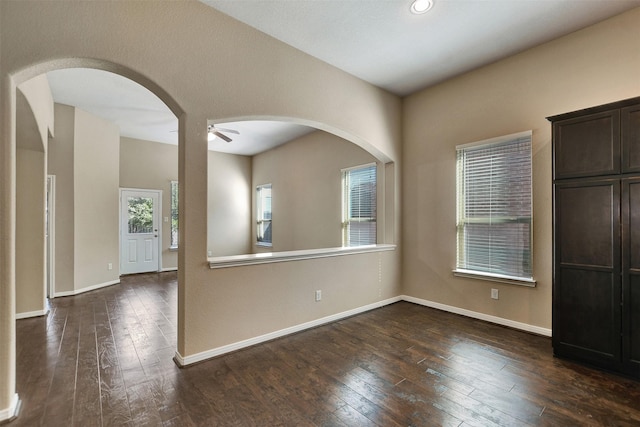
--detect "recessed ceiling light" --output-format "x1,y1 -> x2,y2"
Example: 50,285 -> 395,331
410,0 -> 433,14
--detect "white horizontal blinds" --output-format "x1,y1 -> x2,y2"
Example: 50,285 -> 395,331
343,164 -> 377,246
456,132 -> 533,279
257,184 -> 272,244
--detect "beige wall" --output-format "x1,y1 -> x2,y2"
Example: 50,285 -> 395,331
208,151 -> 252,256
47,104 -> 75,293
14,75 -> 52,317
1,0 -> 401,409
120,137 -> 178,269
47,104 -> 75,292
252,130 -> 378,252
16,75 -> 54,145
120,138 -> 253,261
15,149 -> 46,315
48,104 -> 120,294
73,108 -> 120,288
402,8 -> 640,331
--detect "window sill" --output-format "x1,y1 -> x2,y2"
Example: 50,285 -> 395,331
169,246 -> 178,252
256,242 -> 272,248
452,269 -> 536,287
209,244 -> 396,269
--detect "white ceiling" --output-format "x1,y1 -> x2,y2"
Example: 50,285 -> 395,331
47,68 -> 179,145
46,0 -> 640,154
207,120 -> 315,156
203,0 -> 640,95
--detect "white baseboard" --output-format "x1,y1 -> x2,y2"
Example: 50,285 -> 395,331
401,295 -> 552,337
161,267 -> 178,272
15,308 -> 49,320
174,296 -> 402,367
53,279 -> 120,298
0,394 -> 20,422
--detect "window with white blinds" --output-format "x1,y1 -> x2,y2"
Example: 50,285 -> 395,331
455,131 -> 533,281
256,184 -> 272,246
170,181 -> 178,249
342,163 -> 377,247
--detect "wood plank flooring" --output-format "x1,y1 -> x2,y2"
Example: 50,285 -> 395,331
9,272 -> 640,426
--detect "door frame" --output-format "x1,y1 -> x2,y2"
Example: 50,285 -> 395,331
46,175 -> 55,298
119,188 -> 163,274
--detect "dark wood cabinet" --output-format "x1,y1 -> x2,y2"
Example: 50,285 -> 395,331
553,110 -> 619,179
622,177 -> 640,377
553,179 -> 622,368
549,96 -> 640,379
622,104 -> 640,173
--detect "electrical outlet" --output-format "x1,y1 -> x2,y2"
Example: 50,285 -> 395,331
491,288 -> 499,300
315,290 -> 322,302
108,263 -> 113,270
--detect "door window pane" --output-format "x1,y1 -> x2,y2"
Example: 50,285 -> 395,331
128,196 -> 154,234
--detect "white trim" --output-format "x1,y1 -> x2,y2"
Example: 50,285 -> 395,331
173,293 -> 550,367
15,308 -> 49,320
453,269 -> 536,287
161,267 -> 178,272
174,296 -> 402,366
209,244 -> 396,269
401,295 -> 552,337
0,393 -> 20,422
455,130 -> 532,150
340,161 -> 377,174
47,175 -> 56,298
53,279 -> 120,298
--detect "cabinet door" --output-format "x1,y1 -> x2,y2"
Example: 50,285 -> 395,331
553,179 -> 621,368
622,178 -> 640,377
553,110 -> 620,179
622,104 -> 640,173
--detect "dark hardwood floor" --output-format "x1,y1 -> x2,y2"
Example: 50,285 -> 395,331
9,272 -> 640,426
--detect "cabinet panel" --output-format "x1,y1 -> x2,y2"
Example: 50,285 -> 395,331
622,178 -> 640,374
554,179 -> 621,368
555,268 -> 619,363
629,276 -> 640,365
553,110 -> 620,179
625,178 -> 640,269
555,182 -> 617,267
622,104 -> 640,173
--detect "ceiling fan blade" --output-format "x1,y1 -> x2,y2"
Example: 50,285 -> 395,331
215,127 -> 240,135
212,130 -> 232,142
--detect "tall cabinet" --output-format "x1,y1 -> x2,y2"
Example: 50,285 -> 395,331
549,96 -> 640,378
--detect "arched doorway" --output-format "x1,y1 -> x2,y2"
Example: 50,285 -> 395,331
2,60 -> 185,423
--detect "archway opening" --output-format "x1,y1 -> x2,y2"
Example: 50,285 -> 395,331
205,117 -> 396,258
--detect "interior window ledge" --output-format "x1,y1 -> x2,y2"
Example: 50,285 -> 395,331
452,269 -> 536,287
209,244 -> 396,269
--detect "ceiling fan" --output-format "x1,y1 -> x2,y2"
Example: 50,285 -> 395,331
208,124 -> 239,142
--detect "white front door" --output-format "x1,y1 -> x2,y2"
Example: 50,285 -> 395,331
120,189 -> 161,275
